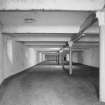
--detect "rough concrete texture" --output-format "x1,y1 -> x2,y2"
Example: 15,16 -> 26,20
0,61 -> 105,105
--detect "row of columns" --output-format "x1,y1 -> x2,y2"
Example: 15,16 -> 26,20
61,10 -> 105,102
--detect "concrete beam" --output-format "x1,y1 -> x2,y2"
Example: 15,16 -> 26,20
79,13 -> 97,33
14,36 -> 71,42
74,41 -> 99,46
41,51 -> 57,54
14,36 -> 99,44
30,48 -> 60,52
2,26 -> 79,34
72,13 -> 97,42
23,41 -> 65,46
73,41 -> 99,48
0,0 -> 104,11
26,45 -> 62,48
73,45 -> 99,49
79,36 -> 99,42
3,33 -> 73,37
26,41 -> 99,50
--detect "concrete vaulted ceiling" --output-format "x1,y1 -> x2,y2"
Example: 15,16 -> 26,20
0,0 -> 102,51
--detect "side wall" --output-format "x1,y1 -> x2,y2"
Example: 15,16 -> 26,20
24,47 -> 38,68
2,35 -> 37,79
82,47 -> 99,67
66,47 -> 99,68
3,36 -> 39,79
3,36 -> 26,78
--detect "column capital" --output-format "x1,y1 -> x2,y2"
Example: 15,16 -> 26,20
68,41 -> 73,47
96,10 -> 105,26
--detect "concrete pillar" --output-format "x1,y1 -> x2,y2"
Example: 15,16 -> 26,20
0,32 -> 4,84
59,50 -> 62,64
56,53 -> 57,63
57,51 -> 59,64
62,50 -> 65,69
68,41 -> 73,75
64,54 -> 66,62
96,10 -> 105,102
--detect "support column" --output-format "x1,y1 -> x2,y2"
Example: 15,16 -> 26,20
39,52 -> 42,62
56,53 -> 58,63
57,51 -> 59,65
68,41 -> 73,75
96,10 -> 105,102
0,32 -> 4,84
62,49 -> 65,69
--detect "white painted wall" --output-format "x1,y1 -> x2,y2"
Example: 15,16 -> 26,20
82,47 -> 99,67
3,36 -> 26,78
66,51 -> 82,63
72,52 -> 78,63
24,47 -> 38,67
66,49 -> 99,68
2,36 -> 39,79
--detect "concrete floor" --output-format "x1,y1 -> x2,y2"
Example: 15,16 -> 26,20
0,61 -> 105,105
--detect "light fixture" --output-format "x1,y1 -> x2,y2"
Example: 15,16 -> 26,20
24,18 -> 35,23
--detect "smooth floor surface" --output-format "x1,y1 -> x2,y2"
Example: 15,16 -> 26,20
0,61 -> 105,105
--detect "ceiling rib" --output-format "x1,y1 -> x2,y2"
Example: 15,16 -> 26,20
71,13 -> 97,42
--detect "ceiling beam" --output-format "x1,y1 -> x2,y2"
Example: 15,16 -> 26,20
74,41 -> 99,46
2,26 -> 79,34
24,42 -> 65,46
14,33 -> 98,42
15,36 -> 71,42
29,48 -> 60,51
79,13 -> 97,33
2,33 -> 73,36
40,51 -> 57,54
71,13 -> 97,42
26,45 -> 63,48
79,36 -> 99,42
